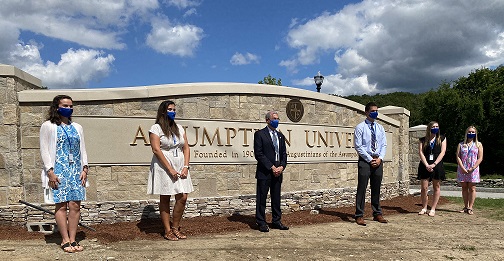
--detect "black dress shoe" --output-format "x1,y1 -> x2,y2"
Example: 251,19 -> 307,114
258,224 -> 269,232
271,222 -> 289,230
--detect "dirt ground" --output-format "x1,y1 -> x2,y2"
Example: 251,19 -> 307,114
0,195 -> 503,260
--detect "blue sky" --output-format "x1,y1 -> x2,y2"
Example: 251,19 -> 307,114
1,0 -> 503,95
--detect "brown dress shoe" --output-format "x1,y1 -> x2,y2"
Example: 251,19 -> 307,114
373,215 -> 388,223
355,217 -> 366,226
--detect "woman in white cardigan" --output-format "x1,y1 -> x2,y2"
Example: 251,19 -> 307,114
39,95 -> 88,253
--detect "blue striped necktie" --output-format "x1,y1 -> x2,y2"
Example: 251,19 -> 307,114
371,122 -> 376,153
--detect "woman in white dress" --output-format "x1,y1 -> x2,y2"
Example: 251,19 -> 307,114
147,100 -> 193,240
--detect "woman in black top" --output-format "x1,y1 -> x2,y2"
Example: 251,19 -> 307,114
417,121 -> 446,217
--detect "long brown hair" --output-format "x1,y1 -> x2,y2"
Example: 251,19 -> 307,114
155,100 -> 180,139
47,95 -> 73,125
423,121 -> 441,149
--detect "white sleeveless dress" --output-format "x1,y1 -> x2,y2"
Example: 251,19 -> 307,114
147,124 -> 194,195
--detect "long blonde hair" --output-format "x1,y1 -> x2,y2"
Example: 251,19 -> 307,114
423,121 -> 441,149
462,125 -> 481,147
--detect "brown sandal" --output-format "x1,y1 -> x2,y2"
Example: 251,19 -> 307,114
163,231 -> 179,241
171,227 -> 187,239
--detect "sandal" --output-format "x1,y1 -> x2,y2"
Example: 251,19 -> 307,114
459,207 -> 468,213
418,208 -> 427,215
61,242 -> 75,253
163,231 -> 179,241
467,209 -> 474,215
428,210 -> 435,217
171,227 -> 187,239
70,241 -> 83,252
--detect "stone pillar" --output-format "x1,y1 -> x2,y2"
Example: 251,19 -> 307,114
0,64 -> 42,205
380,106 -> 411,195
409,125 -> 427,182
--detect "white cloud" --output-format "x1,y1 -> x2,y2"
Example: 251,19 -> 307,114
292,73 -> 377,96
183,8 -> 198,17
230,52 -> 260,65
278,59 -> 298,74
0,0 -> 159,49
284,0 -> 504,94
22,48 -> 115,89
166,0 -> 201,9
146,17 -> 204,57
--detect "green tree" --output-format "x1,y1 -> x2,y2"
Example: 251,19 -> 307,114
258,74 -> 282,86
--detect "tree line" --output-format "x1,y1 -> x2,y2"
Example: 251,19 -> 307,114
345,65 -> 504,175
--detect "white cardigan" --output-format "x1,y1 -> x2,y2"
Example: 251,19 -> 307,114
39,120 -> 89,190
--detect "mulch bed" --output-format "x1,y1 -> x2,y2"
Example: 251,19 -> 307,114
0,195 -> 448,244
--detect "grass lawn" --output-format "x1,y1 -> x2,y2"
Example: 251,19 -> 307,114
444,162 -> 504,179
446,197 -> 504,221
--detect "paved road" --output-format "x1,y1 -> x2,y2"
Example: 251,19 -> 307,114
409,185 -> 504,198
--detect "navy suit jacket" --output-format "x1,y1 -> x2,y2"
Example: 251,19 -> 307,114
254,126 -> 288,180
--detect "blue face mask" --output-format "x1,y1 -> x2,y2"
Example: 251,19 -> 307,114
57,107 -> 73,118
467,133 -> 476,139
166,111 -> 176,120
369,111 -> 378,119
431,128 -> 439,134
269,119 -> 279,129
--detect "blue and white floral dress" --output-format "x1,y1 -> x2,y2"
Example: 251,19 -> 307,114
52,124 -> 85,203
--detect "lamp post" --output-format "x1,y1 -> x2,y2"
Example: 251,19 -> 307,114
314,71 -> 324,93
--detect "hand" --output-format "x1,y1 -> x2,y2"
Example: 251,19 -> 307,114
180,167 -> 189,179
79,171 -> 87,186
48,171 -> 60,189
426,164 -> 434,172
371,158 -> 381,168
168,168 -> 179,180
467,167 -> 473,173
274,166 -> 284,177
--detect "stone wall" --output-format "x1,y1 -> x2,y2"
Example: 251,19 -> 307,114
0,65 -> 43,207
408,125 -> 426,182
0,65 -> 410,226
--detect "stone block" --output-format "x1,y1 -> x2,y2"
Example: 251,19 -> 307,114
198,178 -> 217,197
26,221 -> 57,234
0,169 -> 8,187
86,175 -> 98,202
0,188 -> 7,206
2,104 -> 17,125
117,172 -> 148,186
21,149 -> 37,168
209,107 -> 225,119
95,166 -> 113,181
21,136 -> 39,149
8,186 -> 24,204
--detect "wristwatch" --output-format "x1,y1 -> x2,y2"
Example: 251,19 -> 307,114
183,165 -> 190,170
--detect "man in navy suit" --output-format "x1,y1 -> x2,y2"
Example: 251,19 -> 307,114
254,111 -> 289,232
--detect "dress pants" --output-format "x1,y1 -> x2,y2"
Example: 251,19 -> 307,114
256,177 -> 282,226
355,158 -> 383,217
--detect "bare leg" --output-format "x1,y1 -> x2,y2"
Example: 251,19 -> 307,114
420,179 -> 429,210
159,195 -> 172,236
54,203 -> 70,243
68,201 -> 82,251
468,183 -> 476,212
171,193 -> 188,239
461,182 -> 469,209
430,179 -> 441,214
172,193 -> 188,229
